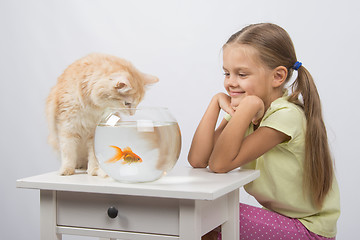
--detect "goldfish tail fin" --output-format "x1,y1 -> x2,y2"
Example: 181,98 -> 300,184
105,145 -> 123,163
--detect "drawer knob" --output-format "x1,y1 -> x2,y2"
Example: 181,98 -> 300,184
107,206 -> 118,218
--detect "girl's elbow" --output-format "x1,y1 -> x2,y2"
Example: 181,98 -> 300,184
189,161 -> 208,168
188,155 -> 208,168
208,161 -> 230,173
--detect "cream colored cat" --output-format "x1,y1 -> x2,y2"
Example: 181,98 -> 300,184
46,53 -> 158,176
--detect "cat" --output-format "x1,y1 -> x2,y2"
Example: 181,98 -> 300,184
46,53 -> 158,176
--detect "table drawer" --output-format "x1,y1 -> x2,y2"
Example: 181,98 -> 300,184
57,191 -> 179,235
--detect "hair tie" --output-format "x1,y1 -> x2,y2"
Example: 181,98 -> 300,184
292,61 -> 302,70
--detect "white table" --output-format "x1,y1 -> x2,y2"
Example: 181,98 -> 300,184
16,166 -> 259,240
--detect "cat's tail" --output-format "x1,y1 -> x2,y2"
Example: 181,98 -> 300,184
45,88 -> 59,151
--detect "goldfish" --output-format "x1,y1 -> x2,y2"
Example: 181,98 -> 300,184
105,145 -> 143,165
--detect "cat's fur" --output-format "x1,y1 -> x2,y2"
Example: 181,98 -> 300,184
46,53 -> 158,176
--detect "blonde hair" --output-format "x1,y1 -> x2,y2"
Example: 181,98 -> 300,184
225,23 -> 333,208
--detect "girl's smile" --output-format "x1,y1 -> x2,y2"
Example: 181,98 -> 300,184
229,90 -> 245,97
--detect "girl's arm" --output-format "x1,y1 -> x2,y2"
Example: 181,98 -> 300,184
208,95 -> 290,173
188,93 -> 234,168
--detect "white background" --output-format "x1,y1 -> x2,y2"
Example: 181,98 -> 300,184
1,0 -> 359,239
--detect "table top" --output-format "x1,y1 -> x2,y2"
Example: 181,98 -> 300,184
16,166 -> 259,200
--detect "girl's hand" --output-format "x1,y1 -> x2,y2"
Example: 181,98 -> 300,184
252,102 -> 265,125
235,95 -> 265,125
215,93 -> 235,116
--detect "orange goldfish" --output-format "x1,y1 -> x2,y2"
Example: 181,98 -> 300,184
105,145 -> 143,165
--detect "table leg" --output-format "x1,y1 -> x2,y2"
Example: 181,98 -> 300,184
179,200 -> 202,240
40,190 -> 62,240
221,189 -> 239,240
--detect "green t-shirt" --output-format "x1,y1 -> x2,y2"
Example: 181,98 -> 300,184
225,95 -> 340,238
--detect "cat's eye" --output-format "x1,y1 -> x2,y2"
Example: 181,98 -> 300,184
124,101 -> 132,106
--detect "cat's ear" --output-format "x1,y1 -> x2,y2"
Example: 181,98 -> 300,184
110,74 -> 132,93
142,73 -> 159,85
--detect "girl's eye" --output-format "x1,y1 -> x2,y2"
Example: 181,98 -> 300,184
239,73 -> 247,77
223,72 -> 230,77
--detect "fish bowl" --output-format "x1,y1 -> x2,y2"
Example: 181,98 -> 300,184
95,107 -> 181,183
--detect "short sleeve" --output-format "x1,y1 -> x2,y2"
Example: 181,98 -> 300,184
259,101 -> 306,140
224,113 -> 232,121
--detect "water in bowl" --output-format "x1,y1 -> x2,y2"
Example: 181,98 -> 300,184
95,121 -> 181,183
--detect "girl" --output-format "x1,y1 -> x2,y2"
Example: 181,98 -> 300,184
188,23 -> 340,240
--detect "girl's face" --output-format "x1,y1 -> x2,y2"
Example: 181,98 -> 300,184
222,43 -> 275,109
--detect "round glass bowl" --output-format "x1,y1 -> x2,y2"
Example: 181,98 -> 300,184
95,107 -> 181,183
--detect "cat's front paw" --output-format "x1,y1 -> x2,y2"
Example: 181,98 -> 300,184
97,168 -> 108,178
87,167 -> 108,178
87,167 -> 98,176
59,167 -> 75,176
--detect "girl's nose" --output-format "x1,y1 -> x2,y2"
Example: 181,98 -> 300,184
226,75 -> 239,87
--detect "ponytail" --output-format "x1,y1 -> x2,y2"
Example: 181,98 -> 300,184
288,66 -> 334,208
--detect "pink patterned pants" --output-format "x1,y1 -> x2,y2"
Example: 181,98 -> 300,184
216,203 -> 335,240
